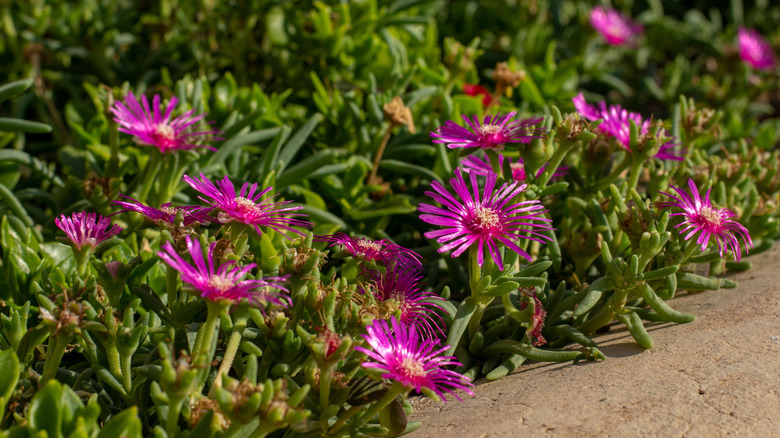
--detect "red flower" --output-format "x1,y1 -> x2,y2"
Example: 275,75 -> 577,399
463,84 -> 494,107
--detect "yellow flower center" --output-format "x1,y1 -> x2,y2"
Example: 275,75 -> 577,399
699,206 -> 722,226
400,357 -> 426,378
155,124 -> 176,141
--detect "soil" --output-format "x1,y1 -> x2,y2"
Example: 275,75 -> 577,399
409,245 -> 780,437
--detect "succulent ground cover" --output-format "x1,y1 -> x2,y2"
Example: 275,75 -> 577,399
0,1 -> 778,437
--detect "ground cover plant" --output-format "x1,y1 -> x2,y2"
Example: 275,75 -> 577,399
1,0 -> 779,436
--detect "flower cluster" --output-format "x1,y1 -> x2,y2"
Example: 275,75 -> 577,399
113,195 -> 214,227
55,212 -> 122,250
356,317 -> 474,401
658,179 -> 753,261
431,112 -> 545,151
419,168 -> 553,269
111,92 -> 220,153
158,235 -> 290,306
573,93 -> 682,161
589,6 -> 643,46
315,233 -> 421,269
184,173 -> 312,238
738,27 -> 776,71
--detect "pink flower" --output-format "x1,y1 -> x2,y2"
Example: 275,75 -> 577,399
463,83 -> 494,107
158,235 -> 290,306
431,112 -> 545,151
355,317 -> 474,401
461,154 -> 568,182
362,268 -> 445,339
738,28 -> 776,71
590,6 -> 643,46
111,92 -> 220,153
418,168 -> 553,269
315,233 -> 422,269
573,93 -> 682,161
113,195 -> 214,226
658,179 -> 753,261
55,212 -> 122,250
183,173 -> 312,238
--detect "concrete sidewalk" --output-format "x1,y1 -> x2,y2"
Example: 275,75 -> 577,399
410,245 -> 780,437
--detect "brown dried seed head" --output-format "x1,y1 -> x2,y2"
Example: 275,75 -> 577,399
383,97 -> 416,133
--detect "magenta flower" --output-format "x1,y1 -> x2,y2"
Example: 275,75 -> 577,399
315,233 -> 422,269
589,6 -> 643,46
431,112 -> 545,151
111,92 -> 220,153
362,268 -> 445,339
355,317 -> 474,401
461,154 -> 568,182
113,195 -> 214,227
418,168 -> 553,269
658,179 -> 753,261
738,28 -> 776,71
55,212 -> 122,250
573,93 -> 682,161
158,235 -> 290,306
183,173 -> 312,238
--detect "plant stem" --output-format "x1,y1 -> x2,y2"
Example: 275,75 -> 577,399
627,158 -> 644,192
367,123 -> 395,185
41,334 -> 68,384
328,405 -> 363,435
354,383 -> 408,430
120,350 -> 133,394
166,397 -> 183,437
166,265 -> 179,307
211,314 -> 248,393
468,246 -> 482,297
135,154 -> 162,205
191,300 -> 224,365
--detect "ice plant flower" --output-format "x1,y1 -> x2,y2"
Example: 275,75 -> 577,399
362,268 -> 445,339
589,6 -> 643,46
111,92 -> 220,153
462,154 -> 568,182
418,168 -> 553,269
158,235 -> 290,306
431,112 -> 545,151
573,93 -> 682,161
462,83 -> 494,107
113,195 -> 214,226
738,28 -> 776,71
315,233 -> 422,269
55,211 -> 122,250
658,179 -> 753,261
355,317 -> 474,401
183,173 -> 312,237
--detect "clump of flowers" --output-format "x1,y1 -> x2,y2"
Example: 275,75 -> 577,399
573,93 -> 682,161
316,234 -> 422,269
55,211 -> 122,250
589,6 -> 643,46
418,168 -> 553,269
183,173 -> 312,237
158,235 -> 290,306
111,92 -> 220,153
355,317 -> 474,401
462,154 -> 568,182
361,268 -> 445,339
431,112 -> 545,151
658,179 -> 753,261
113,195 -> 214,227
738,27 -> 776,71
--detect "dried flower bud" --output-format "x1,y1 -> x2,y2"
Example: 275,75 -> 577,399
383,96 -> 415,133
492,62 -> 525,97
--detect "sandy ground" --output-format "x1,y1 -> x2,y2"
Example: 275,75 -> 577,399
409,245 -> 780,437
